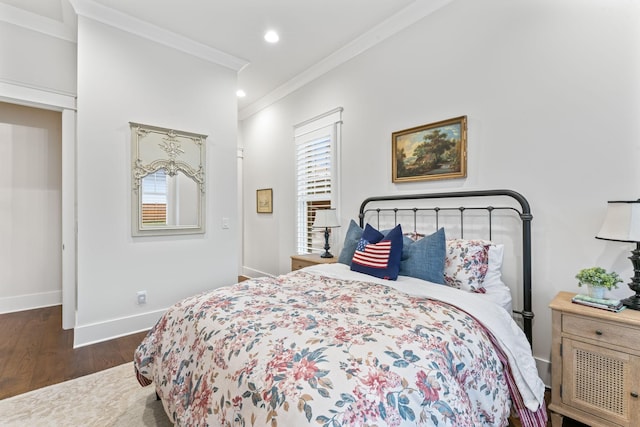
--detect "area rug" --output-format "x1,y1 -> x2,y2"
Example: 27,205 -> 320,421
0,363 -> 172,426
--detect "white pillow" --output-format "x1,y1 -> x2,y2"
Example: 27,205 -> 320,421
482,244 -> 512,313
484,244 -> 505,290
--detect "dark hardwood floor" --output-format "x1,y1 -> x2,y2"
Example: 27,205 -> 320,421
0,305 -> 148,400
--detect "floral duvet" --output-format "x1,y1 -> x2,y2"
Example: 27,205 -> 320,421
134,267 -> 546,427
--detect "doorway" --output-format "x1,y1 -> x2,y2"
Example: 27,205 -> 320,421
0,87 -> 76,329
0,101 -> 61,309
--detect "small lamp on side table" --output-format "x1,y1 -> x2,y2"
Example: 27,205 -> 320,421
312,209 -> 340,258
596,200 -> 640,310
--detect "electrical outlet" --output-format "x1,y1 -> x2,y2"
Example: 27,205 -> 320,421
137,290 -> 147,305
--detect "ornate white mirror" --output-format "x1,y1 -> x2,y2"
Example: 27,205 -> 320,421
130,122 -> 206,236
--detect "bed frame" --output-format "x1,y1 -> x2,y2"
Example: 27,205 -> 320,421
358,189 -> 534,344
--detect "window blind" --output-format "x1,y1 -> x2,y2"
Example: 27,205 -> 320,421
141,169 -> 168,224
294,108 -> 342,254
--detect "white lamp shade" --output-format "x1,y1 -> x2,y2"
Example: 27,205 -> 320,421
596,200 -> 640,243
312,209 -> 340,228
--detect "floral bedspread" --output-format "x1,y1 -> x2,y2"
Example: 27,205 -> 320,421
134,271 -> 518,426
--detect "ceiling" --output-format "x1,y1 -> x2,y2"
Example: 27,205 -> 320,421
0,0 -> 451,117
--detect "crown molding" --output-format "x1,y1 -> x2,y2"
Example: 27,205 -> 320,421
0,78 -> 76,111
0,2 -> 76,42
69,0 -> 249,72
239,0 -> 453,120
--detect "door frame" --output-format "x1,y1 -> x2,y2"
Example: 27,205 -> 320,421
0,81 -> 77,329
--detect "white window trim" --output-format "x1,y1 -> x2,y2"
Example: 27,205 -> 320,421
294,107 -> 342,255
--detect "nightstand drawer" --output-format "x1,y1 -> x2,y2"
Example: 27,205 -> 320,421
292,258 -> 315,271
563,313 -> 640,348
290,254 -> 336,271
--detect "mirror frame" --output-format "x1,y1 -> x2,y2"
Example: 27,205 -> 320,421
130,122 -> 207,236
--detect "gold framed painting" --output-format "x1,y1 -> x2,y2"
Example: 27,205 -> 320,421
392,116 -> 467,183
256,188 -> 273,213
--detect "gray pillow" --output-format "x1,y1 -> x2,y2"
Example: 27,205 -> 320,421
337,220 -> 363,264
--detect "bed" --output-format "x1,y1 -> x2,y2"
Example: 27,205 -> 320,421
134,189 -> 547,426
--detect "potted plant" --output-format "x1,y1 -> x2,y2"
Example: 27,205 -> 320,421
575,267 -> 622,299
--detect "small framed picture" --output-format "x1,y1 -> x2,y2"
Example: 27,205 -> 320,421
392,115 -> 467,183
256,188 -> 273,213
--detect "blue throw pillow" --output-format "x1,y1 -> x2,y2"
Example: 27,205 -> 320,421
350,224 -> 403,280
399,227 -> 446,284
360,223 -> 385,243
338,220 -> 364,265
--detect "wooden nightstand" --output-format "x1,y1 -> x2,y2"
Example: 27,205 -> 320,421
290,253 -> 337,271
549,291 -> 640,427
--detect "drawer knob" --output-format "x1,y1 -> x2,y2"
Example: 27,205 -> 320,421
632,391 -> 639,398
595,330 -> 603,336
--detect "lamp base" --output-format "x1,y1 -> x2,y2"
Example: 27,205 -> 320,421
623,243 -> 640,310
621,294 -> 640,311
320,227 -> 333,258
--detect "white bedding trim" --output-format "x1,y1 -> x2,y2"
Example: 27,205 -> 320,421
302,263 -> 545,412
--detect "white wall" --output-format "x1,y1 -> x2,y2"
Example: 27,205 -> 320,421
0,21 -> 76,97
73,17 -> 238,346
0,102 -> 62,312
240,0 -> 640,385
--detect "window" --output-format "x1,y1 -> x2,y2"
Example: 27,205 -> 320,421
295,108 -> 342,254
141,169 -> 167,224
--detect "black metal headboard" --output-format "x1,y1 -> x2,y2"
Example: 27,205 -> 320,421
358,189 -> 534,344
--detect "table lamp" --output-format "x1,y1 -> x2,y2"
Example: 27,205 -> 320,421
596,200 -> 640,310
312,209 -> 340,258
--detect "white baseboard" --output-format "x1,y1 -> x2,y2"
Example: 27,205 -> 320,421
241,266 -> 275,278
73,308 -> 166,348
0,290 -> 62,314
535,356 -> 551,388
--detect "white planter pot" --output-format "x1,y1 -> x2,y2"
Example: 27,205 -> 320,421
587,285 -> 606,299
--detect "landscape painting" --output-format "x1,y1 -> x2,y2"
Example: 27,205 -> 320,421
392,116 -> 467,182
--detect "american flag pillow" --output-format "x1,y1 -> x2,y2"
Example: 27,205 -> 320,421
352,239 -> 392,268
350,223 -> 403,280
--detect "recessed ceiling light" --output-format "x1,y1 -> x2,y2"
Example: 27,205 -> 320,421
264,30 -> 279,43
236,90 -> 246,98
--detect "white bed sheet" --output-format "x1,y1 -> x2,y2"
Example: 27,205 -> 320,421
302,263 -> 545,412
